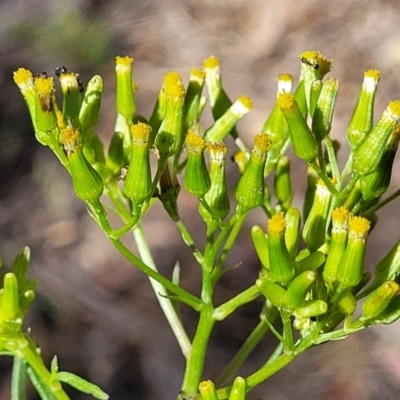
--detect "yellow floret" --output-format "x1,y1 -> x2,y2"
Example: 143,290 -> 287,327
191,68 -> 206,81
348,216 -> 371,239
277,92 -> 296,110
164,72 -> 185,97
388,100 -> 400,119
238,96 -> 253,111
203,55 -> 220,69
13,68 -> 33,89
268,212 -> 286,235
186,130 -> 205,152
364,69 -> 380,81
115,56 -> 134,66
130,122 -> 152,144
60,127 -> 81,154
254,132 -> 272,155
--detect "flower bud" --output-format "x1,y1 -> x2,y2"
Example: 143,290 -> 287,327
251,225 -> 269,270
347,69 -> 380,150
323,206 -> 349,290
267,212 -> 296,285
336,215 -> 371,289
13,68 -> 37,128
33,75 -> 57,132
298,51 -> 333,113
234,133 -> 271,210
263,74 -> 292,174
184,68 -> 206,131
204,96 -> 253,142
360,125 -> 400,200
199,380 -> 219,400
284,207 -> 301,259
184,130 -> 210,198
228,376 -> 247,400
352,100 -> 400,176
159,158 -> 181,221
312,77 -> 339,141
256,278 -> 287,307
1,273 -> 20,322
274,156 -> 293,210
203,55 -> 237,138
303,165 -> 319,220
363,240 -> 400,296
285,270 -> 316,309
11,247 -> 30,286
199,142 -> 230,221
106,131 -> 125,174
60,127 -> 104,203
302,179 -> 333,252
115,56 -> 136,120
79,75 -> 103,134
155,72 -> 185,158
277,93 -> 318,162
337,289 -> 356,316
58,71 -> 83,128
293,300 -> 327,319
232,151 -> 249,174
124,122 -> 152,205
360,281 -> 399,321
309,79 -> 322,117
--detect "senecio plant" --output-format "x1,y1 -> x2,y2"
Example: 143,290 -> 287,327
5,50 -> 400,399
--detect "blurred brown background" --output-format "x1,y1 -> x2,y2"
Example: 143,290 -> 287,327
2,0 -> 400,399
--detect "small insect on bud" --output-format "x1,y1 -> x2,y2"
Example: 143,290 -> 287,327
234,132 -> 271,210
298,51 -> 332,115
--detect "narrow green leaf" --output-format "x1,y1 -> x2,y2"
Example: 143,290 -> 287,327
55,372 -> 109,400
27,367 -> 57,400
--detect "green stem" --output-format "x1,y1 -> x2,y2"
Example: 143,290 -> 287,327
180,273 -> 215,398
176,220 -> 204,265
310,161 -> 338,195
215,212 -> 248,270
110,237 -> 202,311
213,286 -> 260,321
362,187 -> 400,218
16,334 -> 70,400
133,222 -> 192,358
215,319 -> 271,386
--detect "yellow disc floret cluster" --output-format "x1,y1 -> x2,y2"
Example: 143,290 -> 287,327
268,212 -> 286,235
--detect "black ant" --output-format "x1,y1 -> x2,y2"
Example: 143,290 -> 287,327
301,57 -> 319,69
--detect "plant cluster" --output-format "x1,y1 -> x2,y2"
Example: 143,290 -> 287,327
3,50 -> 400,399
